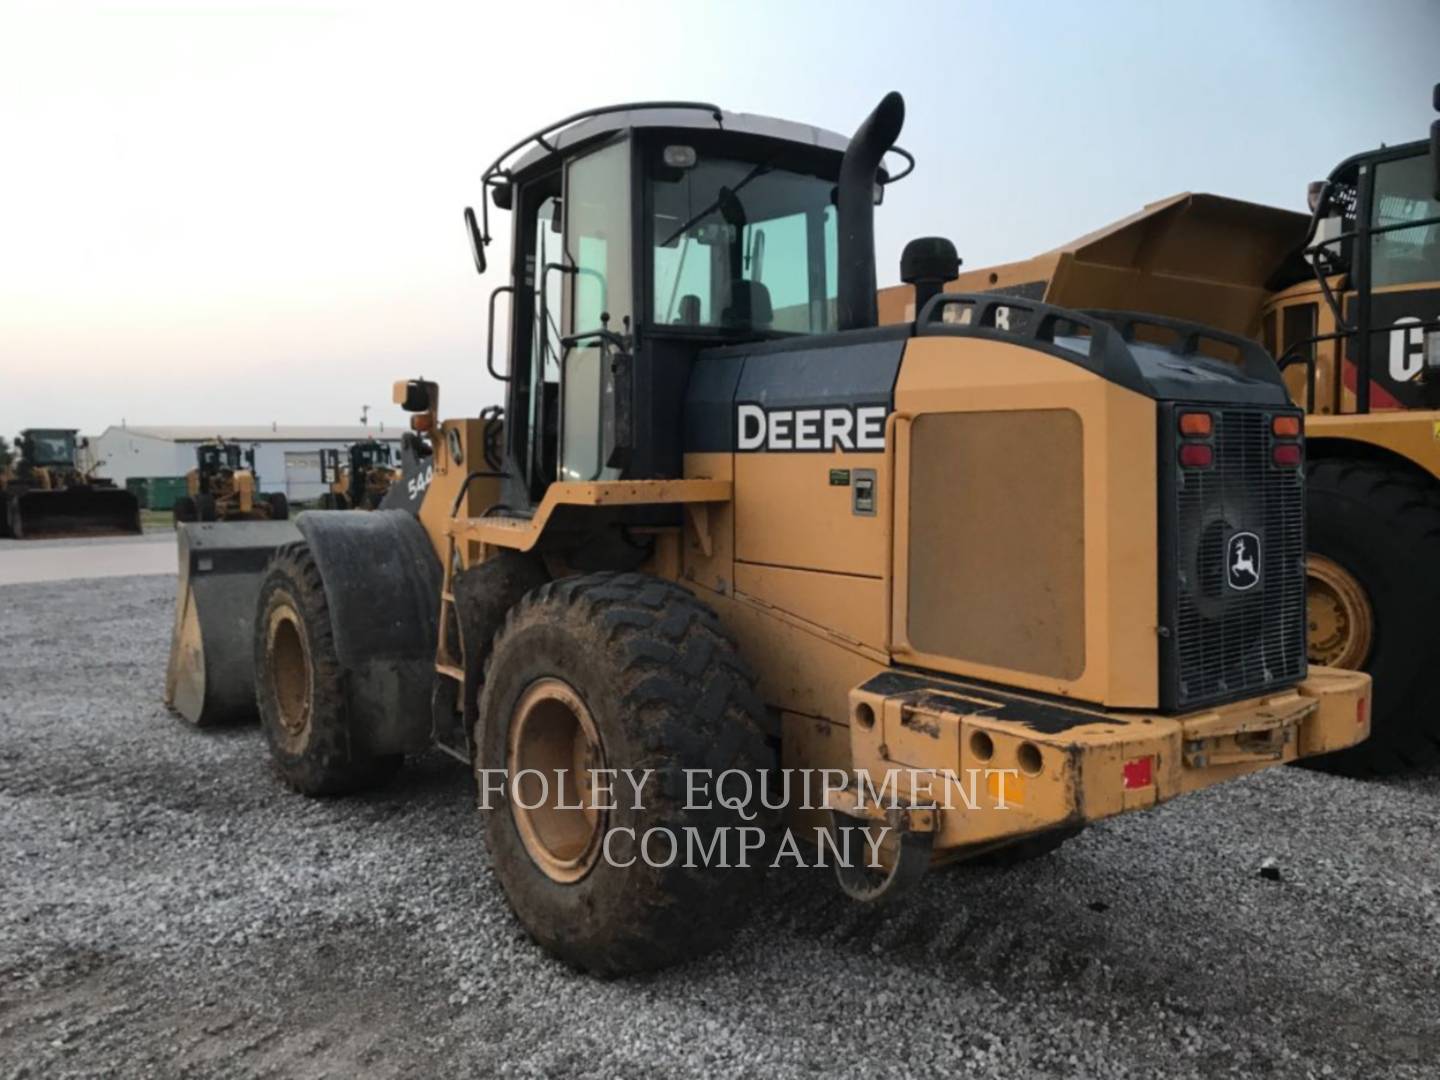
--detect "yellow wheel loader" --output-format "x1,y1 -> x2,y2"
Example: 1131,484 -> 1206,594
317,439 -> 400,510
167,94 -> 1369,975
883,85 -> 1439,776
173,439 -> 289,525
0,428 -> 141,539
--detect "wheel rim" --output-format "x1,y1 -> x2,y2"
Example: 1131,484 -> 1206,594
507,678 -> 606,884
266,603 -> 313,752
1306,554 -> 1375,669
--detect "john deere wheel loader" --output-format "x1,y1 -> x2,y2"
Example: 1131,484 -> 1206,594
0,428 -> 141,539
168,93 -> 1370,975
173,439 -> 288,524
883,86 -> 1439,775
317,439 -> 399,510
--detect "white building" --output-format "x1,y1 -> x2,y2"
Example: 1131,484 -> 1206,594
89,424 -> 404,503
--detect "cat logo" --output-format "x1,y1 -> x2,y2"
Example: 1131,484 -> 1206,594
1389,316 -> 1426,383
1227,531 -> 1261,592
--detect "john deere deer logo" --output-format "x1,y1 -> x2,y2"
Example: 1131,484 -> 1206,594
1227,532 -> 1261,592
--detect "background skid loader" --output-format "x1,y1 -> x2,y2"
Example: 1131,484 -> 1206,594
172,439 -> 288,525
317,439 -> 399,510
880,85 -> 1440,775
170,94 -> 1369,977
0,428 -> 141,539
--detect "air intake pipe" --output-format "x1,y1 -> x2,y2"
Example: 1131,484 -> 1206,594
836,91 -> 905,331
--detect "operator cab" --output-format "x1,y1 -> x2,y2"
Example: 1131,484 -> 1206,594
463,101 -> 910,515
351,440 -> 393,469
198,442 -> 250,475
19,429 -> 79,469
1274,85 -> 1440,412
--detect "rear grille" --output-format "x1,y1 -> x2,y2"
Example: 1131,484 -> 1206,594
1159,405 -> 1307,711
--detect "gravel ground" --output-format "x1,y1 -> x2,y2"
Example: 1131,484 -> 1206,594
2,574 -> 1438,1078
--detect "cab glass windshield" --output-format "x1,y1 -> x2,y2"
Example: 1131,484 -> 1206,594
28,432 -> 75,466
649,142 -> 838,335
1371,153 -> 1440,288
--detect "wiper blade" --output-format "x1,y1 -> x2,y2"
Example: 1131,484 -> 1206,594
659,160 -> 771,248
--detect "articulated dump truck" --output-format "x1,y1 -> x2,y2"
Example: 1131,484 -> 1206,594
1,428 -> 141,539
879,87 -> 1440,775
166,92 -> 1370,975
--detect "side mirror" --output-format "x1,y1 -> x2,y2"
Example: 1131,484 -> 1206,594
464,206 -> 486,275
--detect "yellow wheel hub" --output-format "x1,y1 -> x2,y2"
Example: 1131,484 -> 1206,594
1306,555 -> 1374,670
508,678 -> 606,884
266,604 -> 313,751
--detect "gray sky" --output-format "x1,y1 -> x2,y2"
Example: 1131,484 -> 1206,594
2,0 -> 1436,438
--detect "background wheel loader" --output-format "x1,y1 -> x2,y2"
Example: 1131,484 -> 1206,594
880,85 -> 1439,776
167,93 -> 1370,976
317,438 -> 399,510
172,438 -> 289,524
0,428 -> 141,539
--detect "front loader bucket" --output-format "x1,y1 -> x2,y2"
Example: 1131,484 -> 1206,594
6,487 -> 142,539
165,520 -> 301,726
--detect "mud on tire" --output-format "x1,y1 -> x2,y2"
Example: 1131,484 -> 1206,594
477,571 -> 776,976
254,541 -> 400,795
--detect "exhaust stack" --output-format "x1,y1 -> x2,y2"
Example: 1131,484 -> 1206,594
836,91 -> 905,331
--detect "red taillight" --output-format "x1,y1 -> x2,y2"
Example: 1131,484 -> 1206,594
1272,415 -> 1301,438
1273,444 -> 1302,467
1178,411 -> 1213,437
1179,443 -> 1213,468
1358,697 -> 1368,726
1123,755 -> 1154,789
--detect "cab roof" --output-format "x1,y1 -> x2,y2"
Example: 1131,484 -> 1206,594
497,101 -> 852,182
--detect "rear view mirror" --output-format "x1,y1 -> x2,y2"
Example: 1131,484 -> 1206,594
464,206 -> 486,275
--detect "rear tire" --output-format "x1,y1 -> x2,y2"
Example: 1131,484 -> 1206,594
1303,458 -> 1440,775
477,572 -> 775,975
172,495 -> 197,525
254,542 -> 401,795
267,492 -> 289,520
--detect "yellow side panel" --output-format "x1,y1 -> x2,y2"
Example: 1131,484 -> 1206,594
733,561 -> 887,653
1309,409 -> 1440,478
734,451 -> 887,577
892,335 -> 1159,708
706,590 -> 884,727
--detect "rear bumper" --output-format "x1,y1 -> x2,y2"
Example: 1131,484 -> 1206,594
840,666 -> 1370,855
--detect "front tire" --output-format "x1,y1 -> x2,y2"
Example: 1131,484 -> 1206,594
477,572 -> 775,976
254,542 -> 401,795
267,492 -> 290,520
1304,458 -> 1440,774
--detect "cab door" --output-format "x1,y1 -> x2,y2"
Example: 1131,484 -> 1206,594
559,138 -> 633,483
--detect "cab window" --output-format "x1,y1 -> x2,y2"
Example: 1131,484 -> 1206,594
649,145 -> 839,335
1370,153 -> 1440,288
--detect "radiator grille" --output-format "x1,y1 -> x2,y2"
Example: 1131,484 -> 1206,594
1161,406 -> 1307,710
